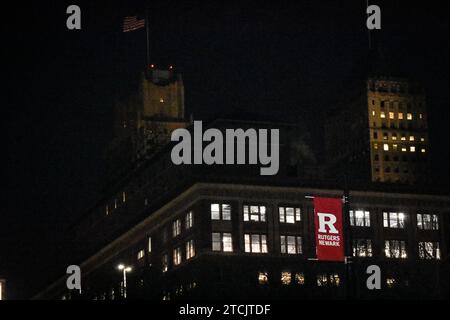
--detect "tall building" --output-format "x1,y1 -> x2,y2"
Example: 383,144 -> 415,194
104,67 -> 190,185
325,76 -> 430,185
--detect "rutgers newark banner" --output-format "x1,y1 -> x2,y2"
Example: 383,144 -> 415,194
313,197 -> 345,262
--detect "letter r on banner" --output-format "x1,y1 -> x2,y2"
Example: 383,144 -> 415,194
313,197 -> 345,262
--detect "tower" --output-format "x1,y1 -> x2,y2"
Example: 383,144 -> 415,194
367,77 -> 429,183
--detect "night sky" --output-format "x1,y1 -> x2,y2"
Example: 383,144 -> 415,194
2,0 -> 450,299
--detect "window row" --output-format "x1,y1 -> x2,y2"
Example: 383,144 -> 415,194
350,211 -> 439,230
372,131 -> 425,142
375,143 -> 426,153
211,203 -> 302,224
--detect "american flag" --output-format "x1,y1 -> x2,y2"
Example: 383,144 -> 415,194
122,16 -> 145,32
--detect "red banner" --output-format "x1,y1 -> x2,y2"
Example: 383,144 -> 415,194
313,197 -> 345,262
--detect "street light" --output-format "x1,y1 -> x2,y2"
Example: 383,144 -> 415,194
117,264 -> 132,299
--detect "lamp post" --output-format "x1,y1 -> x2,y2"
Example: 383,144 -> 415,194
117,264 -> 132,299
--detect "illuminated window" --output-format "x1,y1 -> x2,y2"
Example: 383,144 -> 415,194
349,210 -> 371,227
294,273 -> 305,285
172,219 -> 181,237
421,148 -> 426,153
418,242 -> 440,260
372,110 -> 376,116
398,112 -> 404,120
392,134 -> 397,141
258,272 -> 269,285
159,98 -> 164,103
389,112 -> 395,119
162,254 -> 169,272
185,211 -> 193,229
353,239 -> 373,257
186,240 -> 195,260
211,203 -> 231,221
409,136 -> 415,141
122,192 -> 126,203
410,146 -> 415,152
385,240 -> 407,258
401,147 -> 407,152
386,278 -> 396,288
317,273 -> 340,287
245,234 -> 268,253
383,132 -> 388,140
280,235 -> 302,254
420,137 -> 425,142
401,135 -> 406,141
393,144 -> 398,151
173,247 -> 182,266
243,205 -> 266,222
407,113 -> 412,120
137,249 -> 145,260
419,113 -> 423,119
380,112 -> 386,119
417,214 -> 439,230
105,205 -> 109,216
374,143 -> 378,150
281,272 -> 292,285
148,237 -> 152,253
212,232 -> 233,252
383,144 -> 389,151
279,206 -> 301,223
383,212 -> 407,229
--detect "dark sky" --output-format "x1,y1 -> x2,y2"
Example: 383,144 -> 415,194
2,0 -> 450,299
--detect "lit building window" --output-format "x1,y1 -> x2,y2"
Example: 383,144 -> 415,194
122,192 -> 126,203
419,113 -> 423,119
386,278 -> 397,288
281,272 -> 292,285
349,210 -> 370,227
383,132 -> 388,140
398,112 -> 404,120
280,235 -> 302,254
401,147 -> 407,152
137,249 -> 145,260
211,203 -> 231,221
317,273 -> 340,287
172,219 -> 181,238
418,242 -> 440,259
420,137 -> 425,142
407,113 -> 413,120
393,144 -> 398,151
162,254 -> 169,272
159,98 -> 164,103
148,236 -> 152,253
409,136 -> 415,141
421,148 -> 426,153
380,112 -> 386,119
258,272 -> 269,285
294,273 -> 305,285
185,211 -> 193,229
243,205 -> 266,222
374,143 -> 378,150
212,232 -> 233,252
410,146 -> 415,152
353,239 -> 373,257
372,110 -> 376,116
279,206 -> 301,223
392,134 -> 397,141
383,144 -> 389,151
244,234 -> 268,253
385,240 -> 407,258
401,135 -> 406,141
186,240 -> 195,260
383,212 -> 407,228
389,112 -> 395,119
105,205 -> 109,216
173,247 -> 182,266
417,214 -> 439,230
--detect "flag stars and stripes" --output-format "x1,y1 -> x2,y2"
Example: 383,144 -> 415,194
122,16 -> 145,32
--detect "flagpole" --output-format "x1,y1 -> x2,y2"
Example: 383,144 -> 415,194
145,2 -> 150,68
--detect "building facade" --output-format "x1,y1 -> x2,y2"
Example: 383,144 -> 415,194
325,76 -> 430,185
